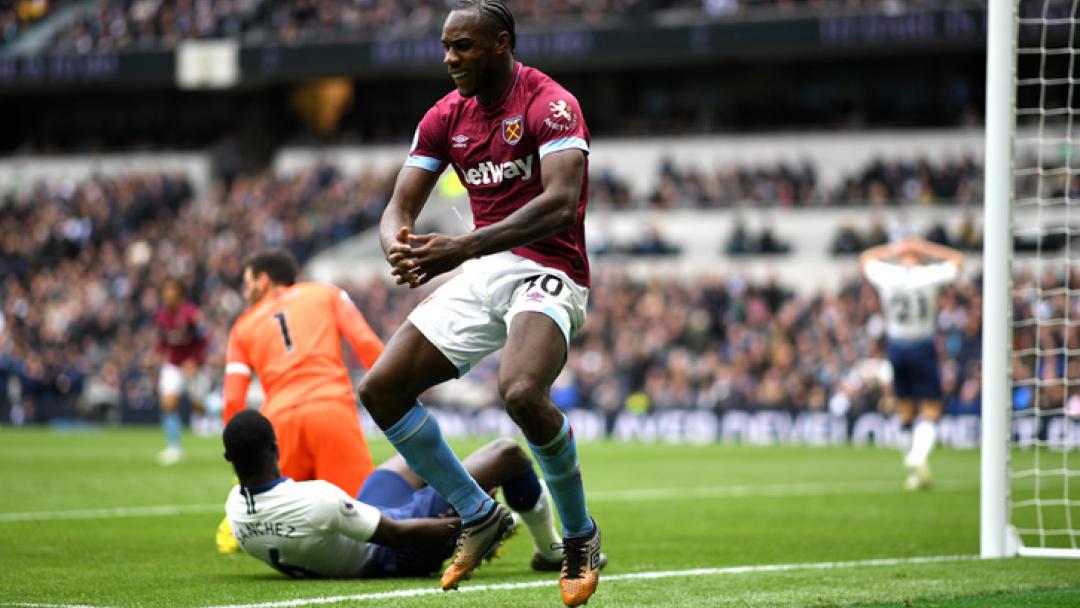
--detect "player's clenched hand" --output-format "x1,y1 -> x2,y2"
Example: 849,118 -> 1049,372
405,232 -> 471,287
386,226 -> 424,287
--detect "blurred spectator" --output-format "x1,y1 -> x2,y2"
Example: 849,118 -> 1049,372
831,217 -> 981,256
593,152 -> 981,209
16,0 -> 965,54
0,0 -> 60,45
1,165 -> 393,422
5,166 -> 1066,431
725,219 -> 792,255
829,153 -> 981,206
340,264 -> 986,421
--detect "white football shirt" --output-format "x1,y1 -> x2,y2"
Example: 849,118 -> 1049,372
225,478 -> 382,578
864,260 -> 958,341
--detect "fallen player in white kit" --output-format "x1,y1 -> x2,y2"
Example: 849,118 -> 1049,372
223,409 -> 604,578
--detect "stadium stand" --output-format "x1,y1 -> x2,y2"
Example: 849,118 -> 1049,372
3,1 -> 964,54
335,265 -> 992,425
591,152 -> 981,209
0,118 -> 1015,427
0,165 -> 391,423
0,0 -> 1011,436
0,0 -> 58,45
0,166 -> 1001,428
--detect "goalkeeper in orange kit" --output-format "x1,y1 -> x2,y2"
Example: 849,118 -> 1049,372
215,249 -> 384,552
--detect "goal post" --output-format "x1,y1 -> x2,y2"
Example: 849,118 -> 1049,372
983,0 -> 1080,560
981,0 -> 1015,560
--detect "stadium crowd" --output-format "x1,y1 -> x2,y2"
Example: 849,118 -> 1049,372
4,162 -> 1071,429
5,0 -> 966,54
0,166 -> 392,423
347,266 -> 990,424
590,153 -> 982,209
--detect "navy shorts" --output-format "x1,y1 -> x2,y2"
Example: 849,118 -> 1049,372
357,469 -> 456,577
887,338 -> 942,400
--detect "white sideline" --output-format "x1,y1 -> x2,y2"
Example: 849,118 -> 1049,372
0,504 -> 222,523
201,555 -> 977,608
0,555 -> 977,608
0,480 -> 975,523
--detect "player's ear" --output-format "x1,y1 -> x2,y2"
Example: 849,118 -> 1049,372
494,31 -> 511,54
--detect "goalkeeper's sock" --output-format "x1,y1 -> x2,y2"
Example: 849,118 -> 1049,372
528,415 -> 593,538
382,402 -> 494,525
162,412 -> 182,449
503,470 -> 561,562
907,419 -> 938,467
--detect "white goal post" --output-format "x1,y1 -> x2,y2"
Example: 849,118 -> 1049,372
982,0 -> 1080,559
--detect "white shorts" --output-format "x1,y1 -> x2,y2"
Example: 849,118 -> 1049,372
408,252 -> 589,376
159,362 -> 210,404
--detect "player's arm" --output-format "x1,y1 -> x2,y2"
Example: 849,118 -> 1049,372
333,289 -> 384,369
384,106 -> 448,287
457,149 -> 584,258
222,327 -> 252,424
905,237 -> 966,270
327,490 -> 461,548
368,514 -> 462,548
404,149 -> 585,286
858,240 -> 904,274
153,314 -> 168,358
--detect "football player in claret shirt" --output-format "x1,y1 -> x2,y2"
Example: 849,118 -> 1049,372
356,1 -> 601,604
155,277 -> 209,466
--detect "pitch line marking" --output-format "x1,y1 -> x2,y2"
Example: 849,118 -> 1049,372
0,480 -> 977,523
0,503 -> 223,523
1,603 -> 106,608
201,554 -> 978,608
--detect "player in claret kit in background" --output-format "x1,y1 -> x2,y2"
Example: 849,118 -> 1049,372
155,277 -> 209,466
222,410 -> 591,580
356,1 -> 601,605
218,249 -> 384,552
860,236 -> 964,491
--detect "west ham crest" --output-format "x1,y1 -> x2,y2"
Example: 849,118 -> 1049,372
502,115 -> 523,145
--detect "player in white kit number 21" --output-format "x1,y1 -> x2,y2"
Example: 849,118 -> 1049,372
860,236 -> 964,490
355,1 -> 600,605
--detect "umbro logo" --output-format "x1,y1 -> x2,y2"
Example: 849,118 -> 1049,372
452,134 -> 470,148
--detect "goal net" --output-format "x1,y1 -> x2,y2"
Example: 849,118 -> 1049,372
984,0 -> 1080,559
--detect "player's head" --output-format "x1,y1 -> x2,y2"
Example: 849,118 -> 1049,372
162,277 -> 185,309
242,250 -> 299,304
898,251 -> 921,267
442,0 -> 516,99
222,410 -> 279,481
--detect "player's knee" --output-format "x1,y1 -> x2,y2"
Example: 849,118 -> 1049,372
357,375 -> 391,415
488,437 -> 528,468
500,376 -> 546,421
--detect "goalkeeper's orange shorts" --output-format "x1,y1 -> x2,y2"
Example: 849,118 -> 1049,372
265,399 -> 375,497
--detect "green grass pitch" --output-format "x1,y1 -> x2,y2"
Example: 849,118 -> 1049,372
1,427 -> 1078,607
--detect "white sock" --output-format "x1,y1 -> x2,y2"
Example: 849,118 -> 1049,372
898,428 -> 913,456
906,420 -> 937,467
519,483 -> 562,561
